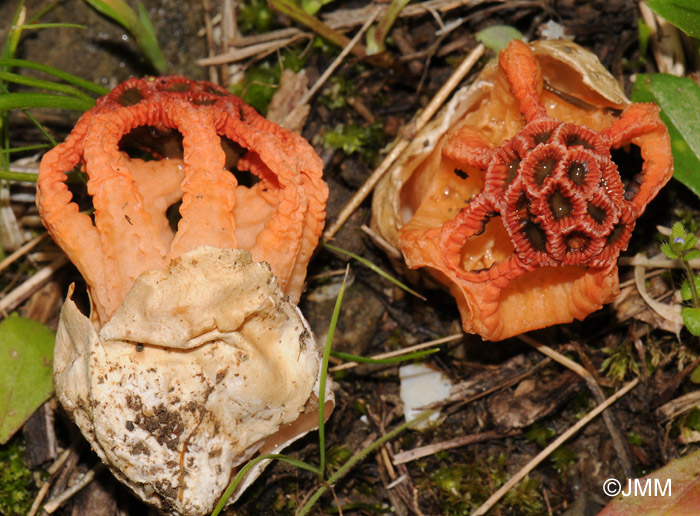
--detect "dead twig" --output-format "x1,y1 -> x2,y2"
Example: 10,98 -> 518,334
294,8 -> 380,111
633,260 -> 683,335
472,378 -> 640,516
201,0 -> 219,83
436,356 -> 552,413
518,334 -> 635,478
27,446 -> 72,516
322,0 -> 488,31
196,34 -> 311,65
229,27 -> 302,47
43,462 -> 106,514
0,231 -> 48,273
360,224 -> 402,260
323,43 -> 485,240
329,333 -> 462,372
619,254 -> 700,269
0,255 -> 67,315
268,0 -> 374,62
393,429 -> 521,465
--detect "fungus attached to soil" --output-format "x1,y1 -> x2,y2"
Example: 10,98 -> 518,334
372,40 -> 673,341
37,77 -> 332,516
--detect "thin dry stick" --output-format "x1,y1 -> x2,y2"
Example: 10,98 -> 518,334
322,0 -> 490,30
619,267 -> 665,289
220,0 -> 237,84
0,232 -> 48,273
433,357 -> 552,411
472,377 -> 640,516
329,333 -> 463,372
322,43 -> 485,240
0,255 -> 67,314
296,8 -> 380,109
393,429 -> 520,465
518,334 -> 635,478
517,334 -> 589,377
230,27 -> 302,47
196,35 -> 309,65
27,446 -> 73,516
43,462 -> 106,513
360,224 -> 402,259
201,0 -> 219,83
619,255 -> 700,269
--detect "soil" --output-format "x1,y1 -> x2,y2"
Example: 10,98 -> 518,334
1,1 -> 699,515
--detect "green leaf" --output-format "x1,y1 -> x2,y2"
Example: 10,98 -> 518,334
0,314 -> 55,444
84,0 -> 167,73
475,25 -> 524,53
680,276 -> 700,301
550,446 -> 578,472
671,221 -> 686,240
637,17 -> 652,57
681,307 -> 700,336
631,74 -> 700,198
685,249 -> 700,260
525,423 -> 556,448
660,242 -> 677,259
647,0 -> 700,38
300,0 -> 334,16
685,407 -> 700,431
690,363 -> 700,384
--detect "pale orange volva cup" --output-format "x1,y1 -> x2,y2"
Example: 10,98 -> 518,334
372,40 -> 673,341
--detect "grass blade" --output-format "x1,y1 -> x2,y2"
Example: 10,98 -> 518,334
0,70 -> 94,101
84,0 -> 167,73
0,170 -> 38,182
0,58 -> 108,95
297,409 -> 435,516
210,454 -> 320,516
331,348 -> 439,365
0,143 -> 49,153
323,242 -> 426,300
318,265 -> 350,479
0,92 -> 94,112
13,23 -> 86,30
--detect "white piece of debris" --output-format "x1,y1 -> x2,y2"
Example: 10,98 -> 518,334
540,20 -> 575,41
399,363 -> 452,429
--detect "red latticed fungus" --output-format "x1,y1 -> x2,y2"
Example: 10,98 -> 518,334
372,40 -> 673,341
37,77 -> 333,515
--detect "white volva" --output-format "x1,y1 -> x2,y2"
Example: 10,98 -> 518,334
54,246 -> 334,515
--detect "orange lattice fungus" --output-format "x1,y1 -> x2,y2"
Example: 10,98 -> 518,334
36,77 -> 333,515
372,40 -> 673,341
37,76 -> 327,325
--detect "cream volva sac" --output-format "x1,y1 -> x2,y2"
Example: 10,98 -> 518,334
54,247 -> 334,515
